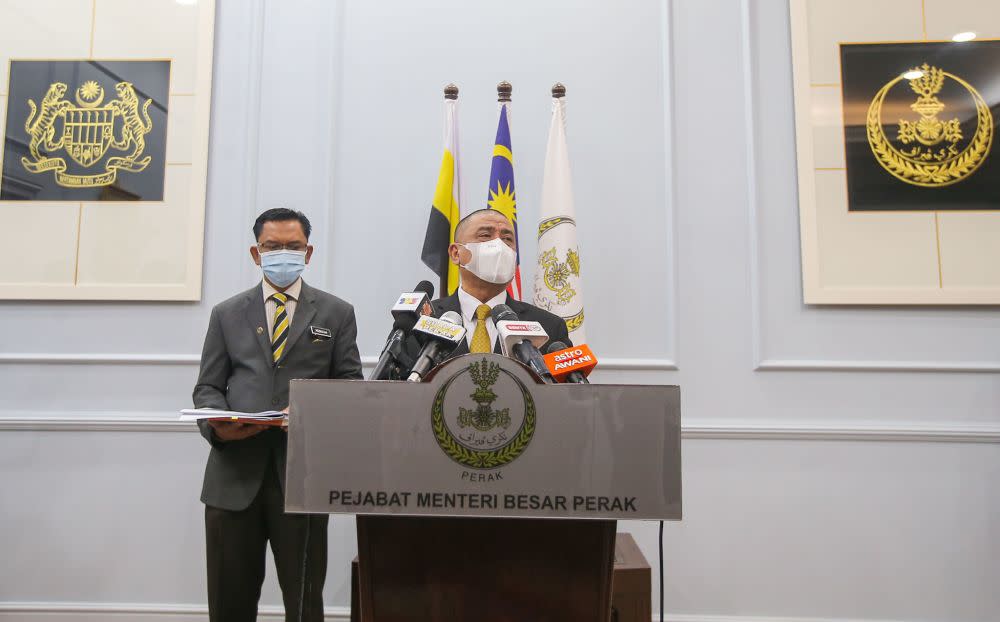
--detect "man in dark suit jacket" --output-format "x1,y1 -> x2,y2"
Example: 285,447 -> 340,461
193,208 -> 362,622
409,209 -> 570,363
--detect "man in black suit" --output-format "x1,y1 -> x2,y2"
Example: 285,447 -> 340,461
193,208 -> 363,622
421,208 -> 570,359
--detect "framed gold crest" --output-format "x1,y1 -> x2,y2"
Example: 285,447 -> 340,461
789,0 -> 1000,304
0,0 -> 215,300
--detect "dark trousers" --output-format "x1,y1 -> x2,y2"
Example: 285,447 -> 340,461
205,463 -> 329,622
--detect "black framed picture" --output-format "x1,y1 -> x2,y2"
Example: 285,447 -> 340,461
840,40 -> 1000,212
1,59 -> 170,201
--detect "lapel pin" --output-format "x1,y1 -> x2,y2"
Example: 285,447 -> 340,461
257,326 -> 264,335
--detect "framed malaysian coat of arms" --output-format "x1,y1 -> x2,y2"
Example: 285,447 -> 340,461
788,0 -> 1000,304
0,0 -> 215,300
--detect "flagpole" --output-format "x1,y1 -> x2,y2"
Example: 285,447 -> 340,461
552,82 -> 566,98
444,82 -> 459,296
444,82 -> 461,294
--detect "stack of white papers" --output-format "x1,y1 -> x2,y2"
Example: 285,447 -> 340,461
179,408 -> 285,421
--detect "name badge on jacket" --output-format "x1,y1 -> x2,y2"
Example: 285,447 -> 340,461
310,326 -> 332,342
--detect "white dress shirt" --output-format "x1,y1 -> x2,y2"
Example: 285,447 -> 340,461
456,286 -> 507,351
262,278 -> 302,339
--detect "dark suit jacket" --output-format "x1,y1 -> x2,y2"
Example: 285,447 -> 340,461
399,293 -> 571,367
192,280 -> 363,511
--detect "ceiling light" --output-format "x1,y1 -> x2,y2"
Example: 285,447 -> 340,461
902,70 -> 924,80
952,31 -> 976,42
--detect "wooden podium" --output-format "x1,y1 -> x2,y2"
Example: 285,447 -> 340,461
285,354 -> 681,622
349,532 -> 652,622
355,516 -> 616,622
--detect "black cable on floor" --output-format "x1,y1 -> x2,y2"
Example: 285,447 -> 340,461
298,517 -> 311,622
659,519 -> 664,622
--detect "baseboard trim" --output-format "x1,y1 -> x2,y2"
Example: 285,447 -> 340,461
0,602 -> 349,621
665,617 -> 916,622
1,413 -> 997,443
0,602 -> 933,622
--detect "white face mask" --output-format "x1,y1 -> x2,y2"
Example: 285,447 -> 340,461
457,238 -> 517,285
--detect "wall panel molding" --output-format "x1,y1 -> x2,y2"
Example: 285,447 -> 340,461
737,0 -> 1000,375
660,0 -> 681,370
755,358 -> 1000,373
251,0 -> 340,289
3,412 -> 996,443
0,353 -> 202,365
240,0 -> 268,288
681,420 -> 1000,443
0,353 -> 678,371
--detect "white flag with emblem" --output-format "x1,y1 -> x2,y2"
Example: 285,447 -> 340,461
533,89 -> 585,344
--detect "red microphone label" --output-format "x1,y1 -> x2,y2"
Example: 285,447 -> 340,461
502,323 -> 534,332
543,344 -> 598,381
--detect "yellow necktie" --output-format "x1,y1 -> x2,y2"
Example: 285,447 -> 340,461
270,292 -> 289,362
469,304 -> 492,353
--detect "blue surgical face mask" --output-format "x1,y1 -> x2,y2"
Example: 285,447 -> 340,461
260,249 -> 306,288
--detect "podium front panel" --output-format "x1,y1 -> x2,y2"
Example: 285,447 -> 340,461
286,354 -> 681,520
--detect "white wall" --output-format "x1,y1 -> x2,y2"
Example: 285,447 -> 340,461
1,0 -> 998,621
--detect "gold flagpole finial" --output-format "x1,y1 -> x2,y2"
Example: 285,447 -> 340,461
444,83 -> 458,100
551,83 -> 566,98
497,81 -> 512,102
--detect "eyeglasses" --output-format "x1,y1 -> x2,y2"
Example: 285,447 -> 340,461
257,242 -> 307,253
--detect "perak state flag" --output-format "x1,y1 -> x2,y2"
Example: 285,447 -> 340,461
420,92 -> 464,296
486,102 -> 522,300
533,91 -> 586,343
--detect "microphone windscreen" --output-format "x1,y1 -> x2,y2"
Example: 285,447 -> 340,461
490,304 -> 518,324
546,341 -> 568,354
392,314 -> 419,332
439,310 -> 463,326
414,280 -> 434,299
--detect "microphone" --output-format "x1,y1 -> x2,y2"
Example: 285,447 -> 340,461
491,305 -> 556,384
543,341 -> 596,384
368,280 -> 434,380
405,311 -> 466,382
